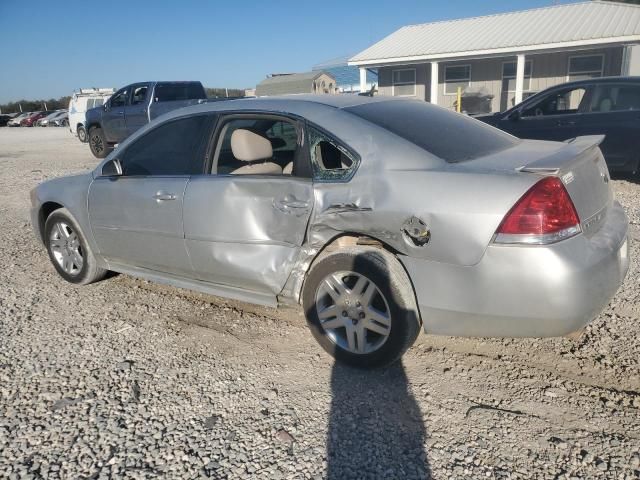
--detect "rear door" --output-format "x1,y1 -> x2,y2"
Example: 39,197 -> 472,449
88,114 -> 214,275
124,83 -> 151,137
505,84 -> 592,142
578,82 -> 640,173
183,114 -> 314,295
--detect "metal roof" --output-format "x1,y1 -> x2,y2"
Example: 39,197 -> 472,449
312,57 -> 378,88
350,1 -> 640,66
255,71 -> 336,96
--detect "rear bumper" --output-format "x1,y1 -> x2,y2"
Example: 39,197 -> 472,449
400,201 -> 630,337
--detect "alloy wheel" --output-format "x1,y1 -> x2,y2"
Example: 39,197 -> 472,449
49,222 -> 83,275
91,134 -> 104,154
314,271 -> 391,354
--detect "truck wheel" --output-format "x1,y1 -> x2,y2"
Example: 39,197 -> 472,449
77,125 -> 88,143
302,247 -> 421,368
89,127 -> 111,159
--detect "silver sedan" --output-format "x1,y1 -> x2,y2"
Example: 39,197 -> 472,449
30,96 -> 630,367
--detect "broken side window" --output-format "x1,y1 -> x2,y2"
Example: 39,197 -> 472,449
307,126 -> 358,181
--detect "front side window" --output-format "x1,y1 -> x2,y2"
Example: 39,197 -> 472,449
131,86 -> 148,105
110,88 -> 129,108
502,60 -> 533,92
307,126 -> 358,181
568,55 -> 604,81
522,86 -> 588,117
120,115 -> 211,176
213,117 -> 302,176
444,65 -> 471,95
392,69 -> 416,97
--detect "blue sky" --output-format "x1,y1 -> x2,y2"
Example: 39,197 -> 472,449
0,0 -> 577,103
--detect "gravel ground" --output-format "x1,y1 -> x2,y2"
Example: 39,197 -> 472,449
0,127 -> 639,480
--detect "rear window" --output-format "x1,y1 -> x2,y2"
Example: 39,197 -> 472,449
154,83 -> 205,102
345,100 -> 519,162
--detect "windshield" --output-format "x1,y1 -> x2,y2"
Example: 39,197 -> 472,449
345,100 -> 519,163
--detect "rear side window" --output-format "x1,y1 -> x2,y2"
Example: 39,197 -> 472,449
120,115 -> 212,176
588,84 -> 640,112
154,83 -> 205,102
308,125 -> 358,181
345,100 -> 518,163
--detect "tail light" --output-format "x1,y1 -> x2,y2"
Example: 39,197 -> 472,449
494,176 -> 580,245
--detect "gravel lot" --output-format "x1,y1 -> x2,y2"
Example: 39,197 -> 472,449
0,127 -> 639,480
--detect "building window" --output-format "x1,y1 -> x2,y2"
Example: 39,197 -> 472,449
502,60 -> 533,92
444,65 -> 471,95
568,54 -> 604,81
392,69 -> 416,96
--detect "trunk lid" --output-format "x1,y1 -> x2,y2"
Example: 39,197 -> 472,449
464,135 -> 612,237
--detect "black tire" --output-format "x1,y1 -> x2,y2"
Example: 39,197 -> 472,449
77,125 -> 88,143
302,247 -> 421,368
89,126 -> 111,159
44,208 -> 107,285
61,119 -> 69,127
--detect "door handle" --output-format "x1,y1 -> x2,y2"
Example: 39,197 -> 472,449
117,111 -> 124,116
556,120 -> 575,126
154,192 -> 176,202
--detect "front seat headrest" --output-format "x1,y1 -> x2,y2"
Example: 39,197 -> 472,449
231,129 -> 273,162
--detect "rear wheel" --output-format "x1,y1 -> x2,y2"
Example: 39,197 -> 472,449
89,127 -> 111,159
44,208 -> 107,285
302,247 -> 421,368
77,125 -> 88,143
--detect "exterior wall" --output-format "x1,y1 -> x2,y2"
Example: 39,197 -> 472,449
377,63 -> 430,101
376,46 -> 623,112
312,73 -> 338,94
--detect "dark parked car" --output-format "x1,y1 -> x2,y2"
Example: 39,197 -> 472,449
0,114 -> 11,127
477,77 -> 640,174
85,81 -> 207,158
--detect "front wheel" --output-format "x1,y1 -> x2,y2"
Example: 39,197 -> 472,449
89,127 -> 111,159
44,208 -> 107,285
302,247 -> 421,368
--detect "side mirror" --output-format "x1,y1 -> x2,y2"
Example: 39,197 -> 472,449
508,109 -> 521,122
103,102 -> 110,112
101,158 -> 122,176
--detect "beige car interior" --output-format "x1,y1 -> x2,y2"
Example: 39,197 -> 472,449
229,129 -> 283,175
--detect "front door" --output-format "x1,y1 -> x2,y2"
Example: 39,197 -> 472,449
505,84 -> 592,142
88,114 -> 214,275
124,83 -> 151,137
102,86 -> 130,143
88,176 -> 191,274
183,115 -> 314,295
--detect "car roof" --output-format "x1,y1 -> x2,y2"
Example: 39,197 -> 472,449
160,94 -> 405,123
550,75 -> 640,89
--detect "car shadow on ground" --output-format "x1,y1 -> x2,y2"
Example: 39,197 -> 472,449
611,172 -> 639,184
326,361 -> 431,479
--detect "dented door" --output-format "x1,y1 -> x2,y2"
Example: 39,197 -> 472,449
183,176 -> 314,294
